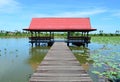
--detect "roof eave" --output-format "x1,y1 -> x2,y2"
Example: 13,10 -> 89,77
23,28 -> 97,32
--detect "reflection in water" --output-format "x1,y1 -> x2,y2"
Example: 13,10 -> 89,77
70,47 -> 93,70
0,38 -> 50,82
0,38 -> 33,82
70,46 -> 98,82
89,43 -> 120,82
0,38 -> 119,82
28,46 -> 50,70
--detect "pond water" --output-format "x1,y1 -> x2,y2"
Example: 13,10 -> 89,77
70,37 -> 120,82
0,37 -> 120,82
88,42 -> 120,82
0,38 -> 49,82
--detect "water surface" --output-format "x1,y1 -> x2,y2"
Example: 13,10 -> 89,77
0,37 -> 120,82
70,39 -> 120,82
0,38 -> 49,82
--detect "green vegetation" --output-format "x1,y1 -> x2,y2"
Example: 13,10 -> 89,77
28,46 -> 50,70
91,36 -> 120,44
90,52 -> 120,82
70,47 -> 93,70
0,30 -> 119,82
0,30 -> 120,38
0,31 -> 31,38
70,35 -> 120,82
89,36 -> 120,82
74,52 -> 93,64
90,30 -> 120,36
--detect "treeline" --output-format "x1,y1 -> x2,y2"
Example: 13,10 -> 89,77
0,30 -> 120,38
0,30 -> 30,38
90,30 -> 120,36
90,33 -> 120,36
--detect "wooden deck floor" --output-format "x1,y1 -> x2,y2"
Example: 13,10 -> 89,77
29,42 -> 93,82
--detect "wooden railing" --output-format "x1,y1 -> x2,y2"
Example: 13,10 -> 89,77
29,36 -> 53,40
68,36 -> 91,43
29,36 -> 91,43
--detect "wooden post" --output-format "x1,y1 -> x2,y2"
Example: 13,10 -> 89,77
35,32 -> 36,37
87,32 -> 89,47
84,32 -> 86,36
31,42 -> 33,47
50,31 -> 51,41
30,31 -> 33,37
53,32 -> 54,42
38,31 -> 40,46
35,32 -> 37,46
30,31 -> 34,47
82,32 -> 83,36
67,31 -> 70,46
87,32 -> 89,37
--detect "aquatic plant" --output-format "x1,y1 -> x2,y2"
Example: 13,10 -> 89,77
16,55 -> 18,57
90,52 -> 120,82
15,49 -> 18,52
4,48 -> 7,51
91,36 -> 120,45
28,47 -> 49,70
71,46 -> 93,70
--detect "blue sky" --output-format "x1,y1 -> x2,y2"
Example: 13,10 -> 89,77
0,0 -> 120,33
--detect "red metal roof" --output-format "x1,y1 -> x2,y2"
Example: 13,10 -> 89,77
24,18 -> 96,31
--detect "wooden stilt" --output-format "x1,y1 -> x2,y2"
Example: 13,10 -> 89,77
67,31 -> 70,46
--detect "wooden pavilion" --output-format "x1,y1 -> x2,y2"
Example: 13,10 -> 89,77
23,18 -> 96,47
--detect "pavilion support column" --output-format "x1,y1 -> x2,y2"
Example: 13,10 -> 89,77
35,32 -> 37,46
82,32 -> 83,36
51,32 -> 54,45
67,31 -> 70,46
48,31 -> 53,46
30,31 -> 33,37
83,32 -> 85,36
38,32 -> 40,46
30,31 -> 34,47
53,32 -> 54,42
86,32 -> 89,47
83,32 -> 89,47
51,32 -> 54,46
35,32 -> 37,37
87,32 -> 89,37
50,32 -> 52,41
84,32 -> 86,40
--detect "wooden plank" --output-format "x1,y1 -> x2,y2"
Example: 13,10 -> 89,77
32,73 -> 90,77
36,70 -> 86,74
29,42 -> 93,82
30,77 -> 92,82
37,66 -> 85,70
41,61 -> 81,66
41,60 -> 80,64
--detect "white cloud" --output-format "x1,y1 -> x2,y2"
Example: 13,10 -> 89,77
112,11 -> 120,17
58,9 -> 106,17
0,0 -> 20,13
33,9 -> 106,17
0,0 -> 13,6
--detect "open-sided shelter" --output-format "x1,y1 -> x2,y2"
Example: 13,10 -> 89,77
23,18 -> 96,47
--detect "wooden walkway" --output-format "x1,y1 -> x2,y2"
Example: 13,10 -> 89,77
29,42 -> 93,82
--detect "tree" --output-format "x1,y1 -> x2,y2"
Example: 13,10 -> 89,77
99,30 -> 103,36
115,30 -> 119,36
